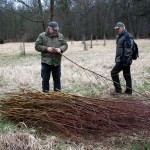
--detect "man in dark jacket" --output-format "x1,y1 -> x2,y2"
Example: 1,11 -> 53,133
111,22 -> 133,95
35,21 -> 68,92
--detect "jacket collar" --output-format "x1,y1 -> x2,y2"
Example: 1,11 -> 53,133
119,29 -> 127,36
45,29 -> 58,38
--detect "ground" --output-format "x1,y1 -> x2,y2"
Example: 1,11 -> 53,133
0,39 -> 150,149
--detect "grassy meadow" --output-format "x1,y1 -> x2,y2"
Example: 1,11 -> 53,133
0,39 -> 150,149
0,39 -> 150,96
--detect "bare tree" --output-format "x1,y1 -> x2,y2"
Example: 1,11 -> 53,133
1,0 -> 150,42
50,0 -> 54,21
82,35 -> 88,51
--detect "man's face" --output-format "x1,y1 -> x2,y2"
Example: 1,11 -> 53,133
115,26 -> 124,34
48,27 -> 58,35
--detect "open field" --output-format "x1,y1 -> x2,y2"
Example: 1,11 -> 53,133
0,39 -> 150,97
0,39 -> 150,149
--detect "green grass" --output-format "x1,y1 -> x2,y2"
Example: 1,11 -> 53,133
63,82 -> 106,97
0,79 -> 4,87
0,55 -> 40,69
125,142 -> 150,150
0,116 -> 15,133
134,67 -> 150,93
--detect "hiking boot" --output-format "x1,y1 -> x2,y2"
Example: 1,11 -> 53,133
123,92 -> 132,95
110,90 -> 122,96
43,90 -> 49,93
124,89 -> 132,95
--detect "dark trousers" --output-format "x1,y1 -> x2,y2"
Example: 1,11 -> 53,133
111,63 -> 132,93
41,63 -> 61,92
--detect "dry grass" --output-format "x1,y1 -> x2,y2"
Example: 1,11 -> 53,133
0,39 -> 150,149
0,130 -> 39,150
0,39 -> 150,96
0,123 -> 82,150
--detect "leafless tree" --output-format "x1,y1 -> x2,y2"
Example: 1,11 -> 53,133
0,0 -> 150,42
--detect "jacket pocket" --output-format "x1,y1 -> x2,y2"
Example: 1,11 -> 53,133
123,56 -> 131,66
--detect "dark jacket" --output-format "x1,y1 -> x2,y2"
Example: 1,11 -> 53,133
35,30 -> 68,66
115,29 -> 133,66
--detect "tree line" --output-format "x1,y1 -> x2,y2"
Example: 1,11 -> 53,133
0,0 -> 150,42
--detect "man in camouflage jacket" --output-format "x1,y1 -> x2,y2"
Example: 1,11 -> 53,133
111,22 -> 133,95
35,21 -> 68,92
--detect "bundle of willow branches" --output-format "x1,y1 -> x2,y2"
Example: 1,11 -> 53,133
0,90 -> 150,141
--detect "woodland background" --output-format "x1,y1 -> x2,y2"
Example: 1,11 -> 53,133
0,0 -> 150,42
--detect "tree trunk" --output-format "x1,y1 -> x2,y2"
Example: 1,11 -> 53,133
90,34 -> 93,48
38,0 -> 46,31
103,33 -> 106,46
20,42 -> 26,55
50,0 -> 55,21
82,35 -> 88,51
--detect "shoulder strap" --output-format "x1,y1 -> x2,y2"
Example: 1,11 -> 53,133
124,32 -> 132,48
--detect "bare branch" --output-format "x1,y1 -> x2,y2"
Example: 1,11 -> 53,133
0,6 -> 44,22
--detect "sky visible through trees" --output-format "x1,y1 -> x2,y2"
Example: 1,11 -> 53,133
0,0 -> 150,42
